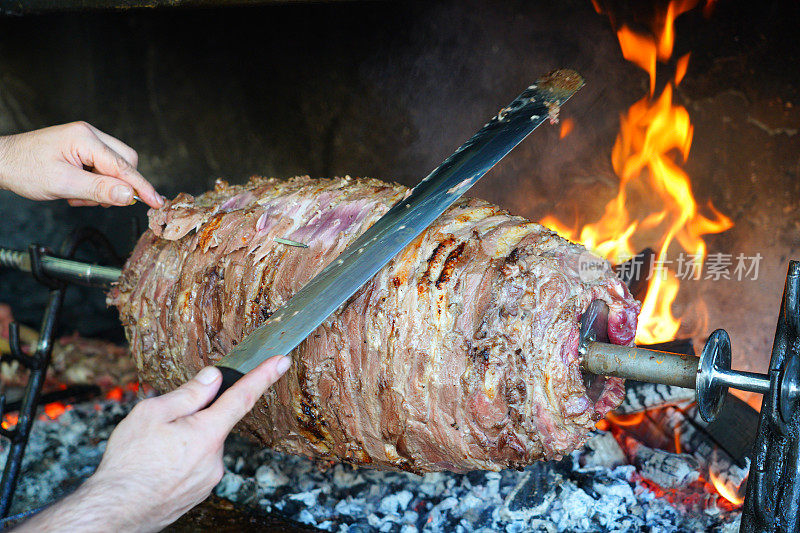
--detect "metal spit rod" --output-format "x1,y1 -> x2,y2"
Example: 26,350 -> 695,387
0,236 -> 309,287
0,248 -> 122,288
581,342 -> 772,394
2,246 -> 794,422
581,343 -> 698,389
579,299 -> 798,422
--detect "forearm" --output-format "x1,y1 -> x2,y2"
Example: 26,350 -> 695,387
12,474 -> 159,533
0,134 -> 17,189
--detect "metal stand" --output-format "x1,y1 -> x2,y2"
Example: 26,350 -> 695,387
0,228 -> 121,518
742,261 -> 800,533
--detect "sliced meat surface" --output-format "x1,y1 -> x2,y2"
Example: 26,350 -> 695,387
109,176 -> 640,473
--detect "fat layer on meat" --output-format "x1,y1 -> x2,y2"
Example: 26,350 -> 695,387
108,176 -> 640,473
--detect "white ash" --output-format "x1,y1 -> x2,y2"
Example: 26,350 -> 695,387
630,442 -> 700,489
616,382 -> 695,415
0,398 -> 742,532
0,399 -> 136,517
632,404 -> 750,494
219,429 -> 741,532
579,431 -> 627,469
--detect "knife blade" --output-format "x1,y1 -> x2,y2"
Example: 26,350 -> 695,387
213,69 -> 584,395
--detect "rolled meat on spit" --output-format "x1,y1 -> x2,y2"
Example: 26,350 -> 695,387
108,176 -> 640,473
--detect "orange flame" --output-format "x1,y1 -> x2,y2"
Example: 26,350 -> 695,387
542,0 -> 732,344
106,387 -> 124,402
675,52 -> 691,85
617,26 -> 658,96
559,118 -> 575,139
43,402 -> 69,420
709,470 -> 745,506
1,414 -> 18,430
0,401 -> 74,430
606,411 -> 646,427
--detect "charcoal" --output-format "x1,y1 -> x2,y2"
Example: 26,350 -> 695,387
0,399 -> 743,532
709,450 -> 749,498
579,431 -> 627,469
615,381 -> 695,415
632,443 -> 700,489
165,494 -> 319,533
614,397 -> 755,494
506,464 -> 555,511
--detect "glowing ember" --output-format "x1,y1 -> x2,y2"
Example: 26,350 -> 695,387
0,381 -> 142,429
1,402 -> 74,428
1,414 -> 18,430
559,117 -> 575,139
709,470 -> 745,506
605,411 -> 646,427
105,382 -> 140,401
544,0 -> 732,344
106,387 -> 124,402
606,409 -> 748,511
42,402 -> 70,420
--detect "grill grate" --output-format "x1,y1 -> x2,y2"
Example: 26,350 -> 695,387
0,228 -> 120,517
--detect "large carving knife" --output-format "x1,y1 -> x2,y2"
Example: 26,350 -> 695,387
213,69 -> 585,396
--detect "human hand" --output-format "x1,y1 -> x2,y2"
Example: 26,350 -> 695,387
0,122 -> 163,208
14,356 -> 291,533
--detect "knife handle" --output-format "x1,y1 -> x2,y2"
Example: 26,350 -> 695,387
210,365 -> 245,404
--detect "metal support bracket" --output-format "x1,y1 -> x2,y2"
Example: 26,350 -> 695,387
742,261 -> 800,532
0,226 -> 122,518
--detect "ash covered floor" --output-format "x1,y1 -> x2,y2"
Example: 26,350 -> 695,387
0,396 -> 741,532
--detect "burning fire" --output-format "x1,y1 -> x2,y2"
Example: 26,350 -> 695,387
709,470 -> 745,506
1,414 -> 17,430
0,402 -> 72,429
544,0 -> 732,343
575,1 -> 747,512
605,411 -> 646,427
0,382 -> 142,430
559,118 -> 575,139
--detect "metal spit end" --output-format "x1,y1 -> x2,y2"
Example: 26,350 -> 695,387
696,328 -> 732,423
579,299 -> 610,354
579,299 -> 611,403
